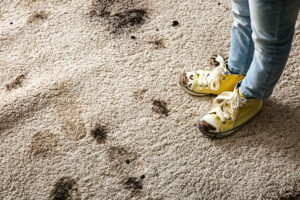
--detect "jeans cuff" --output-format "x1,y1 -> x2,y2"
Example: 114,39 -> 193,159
227,65 -> 248,76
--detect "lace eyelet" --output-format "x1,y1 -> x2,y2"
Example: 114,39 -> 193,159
222,121 -> 226,124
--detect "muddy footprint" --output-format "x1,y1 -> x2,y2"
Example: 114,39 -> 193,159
152,100 -> 169,117
4,74 -> 25,91
29,130 -> 58,159
90,0 -> 149,34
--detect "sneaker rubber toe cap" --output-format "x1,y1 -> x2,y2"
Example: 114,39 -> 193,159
199,114 -> 219,133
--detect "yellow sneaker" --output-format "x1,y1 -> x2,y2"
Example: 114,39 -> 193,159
179,56 -> 244,96
198,84 -> 263,138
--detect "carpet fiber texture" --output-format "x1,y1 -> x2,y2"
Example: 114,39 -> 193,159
0,0 -> 299,199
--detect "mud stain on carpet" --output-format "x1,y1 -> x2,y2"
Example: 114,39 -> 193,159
104,145 -> 147,198
29,130 -> 58,159
152,100 -> 169,116
50,177 -> 81,200
124,177 -> 143,190
4,74 -> 25,91
107,146 -> 138,163
106,146 -> 142,175
123,175 -> 149,198
89,0 -> 150,34
124,176 -> 143,190
91,125 -> 108,144
148,39 -> 165,49
27,10 -> 48,24
55,85 -> 87,141
133,88 -> 148,100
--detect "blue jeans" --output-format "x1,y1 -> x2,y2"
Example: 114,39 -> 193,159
228,0 -> 300,99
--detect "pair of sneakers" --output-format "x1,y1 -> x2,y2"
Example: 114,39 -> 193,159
179,56 -> 263,138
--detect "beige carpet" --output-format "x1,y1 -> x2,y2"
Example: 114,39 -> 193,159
0,0 -> 299,199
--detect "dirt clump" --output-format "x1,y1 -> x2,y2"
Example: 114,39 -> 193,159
91,126 -> 108,144
172,20 -> 179,26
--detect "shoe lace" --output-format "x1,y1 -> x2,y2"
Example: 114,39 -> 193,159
196,55 -> 227,91
213,87 -> 248,123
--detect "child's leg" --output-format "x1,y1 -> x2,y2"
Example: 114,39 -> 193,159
178,0 -> 251,97
228,0 -> 254,75
240,0 -> 300,99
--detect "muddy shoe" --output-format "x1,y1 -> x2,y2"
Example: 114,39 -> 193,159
179,56 -> 244,96
198,83 -> 263,138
